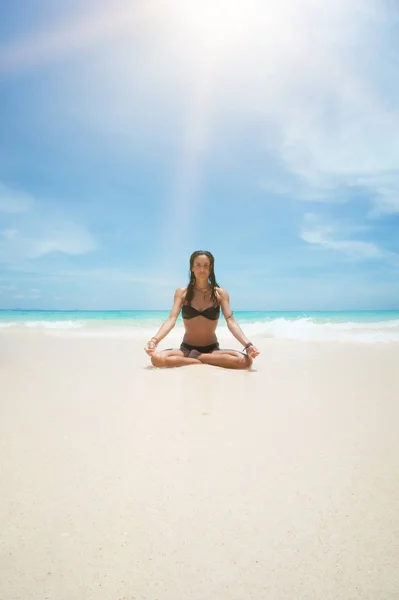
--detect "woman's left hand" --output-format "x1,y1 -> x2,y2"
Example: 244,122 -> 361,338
247,344 -> 260,358
144,340 -> 158,356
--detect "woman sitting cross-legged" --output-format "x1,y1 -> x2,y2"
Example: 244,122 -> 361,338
144,250 -> 260,369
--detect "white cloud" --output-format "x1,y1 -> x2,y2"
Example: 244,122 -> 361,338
0,181 -> 96,262
30,222 -> 96,257
0,222 -> 96,262
2,265 -> 171,287
300,213 -> 396,260
354,173 -> 399,216
36,266 -> 169,286
302,230 -> 385,259
245,3 -> 399,214
1,228 -> 18,239
0,183 -> 34,213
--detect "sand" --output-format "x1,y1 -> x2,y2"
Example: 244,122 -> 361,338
1,330 -> 399,600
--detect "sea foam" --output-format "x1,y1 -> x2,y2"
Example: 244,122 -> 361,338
2,316 -> 398,342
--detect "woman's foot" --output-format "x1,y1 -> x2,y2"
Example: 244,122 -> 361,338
188,349 -> 201,359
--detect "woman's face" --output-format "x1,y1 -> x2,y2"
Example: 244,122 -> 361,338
192,254 -> 211,280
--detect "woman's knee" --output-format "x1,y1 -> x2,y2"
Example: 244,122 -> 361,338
151,353 -> 165,368
240,354 -> 253,369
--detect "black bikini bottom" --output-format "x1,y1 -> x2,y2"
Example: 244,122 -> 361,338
180,341 -> 220,354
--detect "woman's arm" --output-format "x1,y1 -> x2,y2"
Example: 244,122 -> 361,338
217,288 -> 260,358
144,288 -> 185,355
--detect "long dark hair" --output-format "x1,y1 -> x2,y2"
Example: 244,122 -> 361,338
185,250 -> 220,306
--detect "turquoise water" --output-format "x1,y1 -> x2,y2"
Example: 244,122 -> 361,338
1,309 -> 399,342
1,309 -> 398,324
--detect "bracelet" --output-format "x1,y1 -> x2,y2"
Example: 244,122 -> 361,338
243,342 -> 253,351
150,337 -> 159,344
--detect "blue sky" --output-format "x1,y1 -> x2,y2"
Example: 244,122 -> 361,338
0,0 -> 398,310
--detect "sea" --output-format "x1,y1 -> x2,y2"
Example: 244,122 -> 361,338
1,310 -> 399,343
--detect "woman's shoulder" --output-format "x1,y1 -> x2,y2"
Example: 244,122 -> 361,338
175,286 -> 188,299
214,287 -> 229,303
214,286 -> 228,296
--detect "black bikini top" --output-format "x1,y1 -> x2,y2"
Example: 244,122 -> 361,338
182,304 -> 220,321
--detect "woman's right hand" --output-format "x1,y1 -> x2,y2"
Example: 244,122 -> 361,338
144,340 -> 158,356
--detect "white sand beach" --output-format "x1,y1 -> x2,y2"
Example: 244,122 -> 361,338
1,330 -> 399,600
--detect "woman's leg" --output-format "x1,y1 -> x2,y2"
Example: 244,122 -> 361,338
197,350 -> 253,370
151,349 -> 202,368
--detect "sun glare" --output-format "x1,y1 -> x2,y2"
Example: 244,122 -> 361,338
173,0 -> 249,48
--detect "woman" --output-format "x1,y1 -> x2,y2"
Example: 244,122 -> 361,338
144,250 -> 260,369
